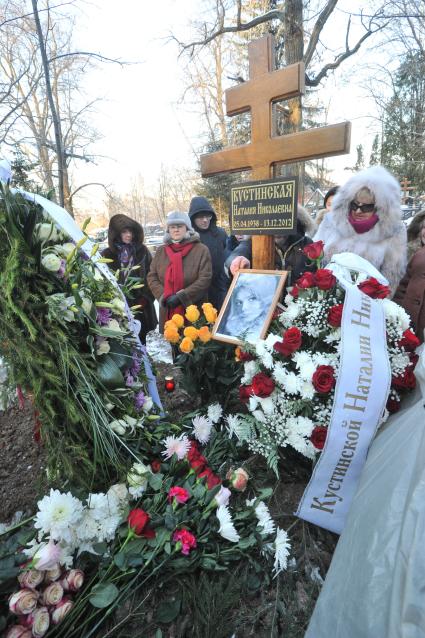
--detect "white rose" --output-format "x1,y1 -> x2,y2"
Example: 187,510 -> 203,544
57,242 -> 75,257
41,254 -> 62,272
81,297 -> 92,314
127,462 -> 151,489
37,223 -> 60,242
108,319 -> 122,332
96,339 -> 110,356
142,396 -> 153,413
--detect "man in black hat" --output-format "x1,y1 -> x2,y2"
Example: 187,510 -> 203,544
189,196 -> 229,310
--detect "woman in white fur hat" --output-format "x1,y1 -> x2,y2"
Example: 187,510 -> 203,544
147,211 -> 212,332
315,166 -> 407,291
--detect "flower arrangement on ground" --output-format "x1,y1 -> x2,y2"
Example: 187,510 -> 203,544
163,303 -> 242,406
1,413 -> 289,638
232,242 -> 419,472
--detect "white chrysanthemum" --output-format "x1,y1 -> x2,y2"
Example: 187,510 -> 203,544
282,371 -> 301,395
300,380 -> 315,400
286,431 -> 316,459
254,501 -> 276,536
261,351 -> 274,369
258,396 -> 275,415
324,328 -> 341,344
265,333 -> 281,350
381,298 -> 410,330
127,462 -> 151,498
192,415 -> 213,444
241,360 -> 258,384
35,489 -> 84,544
249,395 -> 259,411
283,303 -> 300,321
207,402 -> 223,424
162,434 -> 191,460
216,505 -> 240,543
226,414 -> 252,441
287,415 -> 314,437
273,362 -> 289,386
293,350 -> 313,370
273,528 -> 291,575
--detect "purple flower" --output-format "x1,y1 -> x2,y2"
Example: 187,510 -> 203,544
96,307 -> 112,326
134,390 -> 146,411
57,259 -> 66,279
125,373 -> 134,387
130,351 -> 142,377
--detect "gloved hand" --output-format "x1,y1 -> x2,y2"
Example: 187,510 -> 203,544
164,294 -> 181,308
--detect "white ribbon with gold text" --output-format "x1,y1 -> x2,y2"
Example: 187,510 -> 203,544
296,253 -> 391,534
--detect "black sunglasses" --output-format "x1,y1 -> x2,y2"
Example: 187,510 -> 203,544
349,200 -> 376,213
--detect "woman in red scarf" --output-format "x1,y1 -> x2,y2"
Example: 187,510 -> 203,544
147,211 -> 212,332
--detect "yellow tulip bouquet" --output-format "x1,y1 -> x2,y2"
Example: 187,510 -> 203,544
163,303 -> 242,407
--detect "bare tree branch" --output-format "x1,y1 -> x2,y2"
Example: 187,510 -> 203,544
304,0 -> 338,68
48,51 -> 129,65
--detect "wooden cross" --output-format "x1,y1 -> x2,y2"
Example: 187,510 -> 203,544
200,35 -> 351,269
400,176 -> 414,192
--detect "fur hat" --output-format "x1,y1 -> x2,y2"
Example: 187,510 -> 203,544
166,210 -> 193,231
107,213 -> 144,250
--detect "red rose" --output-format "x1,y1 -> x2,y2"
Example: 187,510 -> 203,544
386,397 -> 400,413
187,441 -> 200,463
207,473 -> 221,489
310,426 -> 328,450
239,350 -> 254,362
274,326 -> 302,356
312,365 -> 335,394
191,455 -> 207,473
151,459 -> 161,473
303,240 -> 324,260
392,367 -> 416,390
127,508 -> 150,535
358,278 -> 390,299
327,304 -> 344,328
252,372 -> 275,398
289,285 -> 299,298
315,268 -> 336,291
296,271 -> 315,289
239,384 -> 253,402
398,329 -> 420,352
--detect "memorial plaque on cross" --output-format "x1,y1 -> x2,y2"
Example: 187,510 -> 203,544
200,35 -> 351,269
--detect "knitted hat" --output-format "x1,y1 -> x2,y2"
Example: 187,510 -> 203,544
166,210 -> 193,230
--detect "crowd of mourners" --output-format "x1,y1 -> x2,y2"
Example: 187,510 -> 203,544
103,165 -> 425,345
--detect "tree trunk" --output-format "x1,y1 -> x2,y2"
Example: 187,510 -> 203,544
31,0 -> 70,213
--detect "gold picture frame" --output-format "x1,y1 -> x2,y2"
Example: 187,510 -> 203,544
212,269 -> 288,346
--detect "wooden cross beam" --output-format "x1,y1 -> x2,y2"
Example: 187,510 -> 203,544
200,35 -> 351,269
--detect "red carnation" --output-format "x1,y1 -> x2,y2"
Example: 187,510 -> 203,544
398,329 -> 420,352
392,367 -> 416,390
310,426 -> 328,450
252,372 -> 275,398
312,365 -> 335,394
358,277 -> 390,299
168,486 -> 190,504
239,384 -> 253,402
296,271 -> 315,289
127,508 -> 155,538
303,240 -> 324,261
151,459 -> 161,473
386,397 -> 400,413
315,269 -> 336,291
327,304 -> 344,328
173,529 -> 197,556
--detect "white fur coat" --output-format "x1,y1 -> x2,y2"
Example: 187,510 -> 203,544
315,166 -> 407,291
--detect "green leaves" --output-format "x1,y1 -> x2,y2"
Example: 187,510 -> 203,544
96,354 -> 125,389
89,582 -> 119,608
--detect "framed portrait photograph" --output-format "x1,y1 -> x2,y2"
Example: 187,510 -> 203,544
212,269 -> 288,346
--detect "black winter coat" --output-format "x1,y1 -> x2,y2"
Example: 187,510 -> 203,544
102,214 -> 158,342
189,197 -> 229,310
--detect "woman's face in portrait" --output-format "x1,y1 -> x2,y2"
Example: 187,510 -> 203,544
233,286 -> 263,322
120,229 -> 133,244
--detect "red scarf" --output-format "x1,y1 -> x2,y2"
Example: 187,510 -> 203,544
348,211 -> 379,234
164,242 -> 194,320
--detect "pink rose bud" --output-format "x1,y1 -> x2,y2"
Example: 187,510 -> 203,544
41,582 -> 63,606
9,589 -> 39,615
59,569 -> 84,592
31,607 -> 50,638
33,540 -> 62,571
18,570 -> 44,590
4,626 -> 32,638
44,565 -> 62,583
226,467 -> 249,492
51,598 -> 73,625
